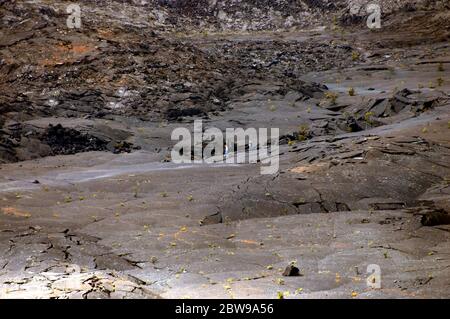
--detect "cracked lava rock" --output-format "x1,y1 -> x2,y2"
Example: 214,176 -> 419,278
0,0 -> 450,299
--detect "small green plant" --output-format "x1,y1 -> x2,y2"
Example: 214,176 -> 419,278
437,77 -> 444,87
351,51 -> 360,61
331,15 -> 338,31
438,62 -> 444,72
276,278 -> 285,285
348,87 -> 356,96
325,92 -> 338,104
297,125 -> 310,141
364,111 -> 375,125
332,15 -> 338,25
64,196 -> 72,203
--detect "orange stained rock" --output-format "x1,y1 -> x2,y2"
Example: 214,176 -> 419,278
38,42 -> 95,66
2,207 -> 31,218
290,163 -> 328,174
236,239 -> 260,245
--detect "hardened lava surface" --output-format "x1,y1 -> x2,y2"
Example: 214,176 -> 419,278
0,0 -> 449,298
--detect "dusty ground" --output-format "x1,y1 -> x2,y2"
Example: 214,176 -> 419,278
0,1 -> 449,299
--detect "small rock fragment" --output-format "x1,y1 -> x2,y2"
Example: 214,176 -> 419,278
282,265 -> 301,277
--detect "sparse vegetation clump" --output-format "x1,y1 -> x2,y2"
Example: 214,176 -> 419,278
325,92 -> 338,104
348,87 -> 356,96
297,125 -> 310,141
364,111 -> 375,126
351,51 -> 360,61
286,124 -> 311,146
64,196 -> 73,203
